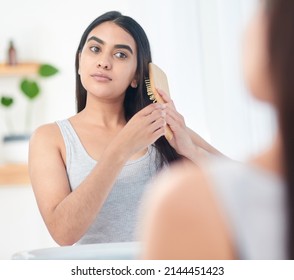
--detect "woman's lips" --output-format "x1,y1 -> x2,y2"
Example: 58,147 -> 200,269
91,73 -> 112,82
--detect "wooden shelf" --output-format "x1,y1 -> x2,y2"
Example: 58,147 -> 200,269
0,164 -> 30,186
0,63 -> 39,76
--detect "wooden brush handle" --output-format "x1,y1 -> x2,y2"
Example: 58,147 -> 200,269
149,63 -> 173,141
153,88 -> 173,141
164,122 -> 173,141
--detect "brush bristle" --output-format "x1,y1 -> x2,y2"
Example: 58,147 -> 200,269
145,79 -> 157,103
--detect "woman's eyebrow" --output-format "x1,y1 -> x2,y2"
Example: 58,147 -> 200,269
87,36 -> 133,54
114,44 -> 133,54
87,36 -> 104,45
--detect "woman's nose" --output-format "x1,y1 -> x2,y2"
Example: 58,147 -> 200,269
97,57 -> 111,70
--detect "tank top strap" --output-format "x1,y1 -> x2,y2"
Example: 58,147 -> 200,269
56,119 -> 92,169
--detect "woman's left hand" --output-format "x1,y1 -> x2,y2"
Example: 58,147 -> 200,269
157,89 -> 196,159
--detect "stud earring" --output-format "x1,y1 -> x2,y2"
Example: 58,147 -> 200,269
131,80 -> 137,88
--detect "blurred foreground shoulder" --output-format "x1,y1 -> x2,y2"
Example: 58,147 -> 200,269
140,161 -> 235,259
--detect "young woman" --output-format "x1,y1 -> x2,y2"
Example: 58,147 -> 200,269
29,11 -> 220,246
140,0 -> 293,259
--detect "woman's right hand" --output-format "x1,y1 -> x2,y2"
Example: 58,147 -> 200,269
114,103 -> 166,157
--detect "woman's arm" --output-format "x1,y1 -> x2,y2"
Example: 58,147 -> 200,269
29,103 -> 166,245
30,123 -> 131,245
187,127 -> 225,157
157,89 -> 225,164
139,163 -> 235,259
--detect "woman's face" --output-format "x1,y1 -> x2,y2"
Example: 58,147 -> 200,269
79,21 -> 138,102
242,5 -> 274,103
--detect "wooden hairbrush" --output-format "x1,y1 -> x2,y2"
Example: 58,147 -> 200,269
145,63 -> 173,141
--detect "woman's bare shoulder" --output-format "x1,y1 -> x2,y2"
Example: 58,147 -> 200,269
30,122 -> 63,147
29,122 -> 67,176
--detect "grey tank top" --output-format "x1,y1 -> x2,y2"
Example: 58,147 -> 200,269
56,119 -> 161,244
202,156 -> 287,259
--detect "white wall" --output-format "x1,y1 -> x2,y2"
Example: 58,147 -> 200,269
197,0 -> 276,159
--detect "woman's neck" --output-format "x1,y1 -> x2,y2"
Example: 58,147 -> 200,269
79,96 -> 126,128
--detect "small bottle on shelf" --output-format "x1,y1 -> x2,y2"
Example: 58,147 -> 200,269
7,40 -> 17,66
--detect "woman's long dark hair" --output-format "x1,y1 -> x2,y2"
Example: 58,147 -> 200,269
267,0 -> 294,259
75,11 -> 181,168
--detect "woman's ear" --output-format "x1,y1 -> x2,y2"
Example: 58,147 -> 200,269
242,7 -> 276,105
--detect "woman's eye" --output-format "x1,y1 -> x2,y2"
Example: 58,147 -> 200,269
90,46 -> 100,53
115,52 -> 127,59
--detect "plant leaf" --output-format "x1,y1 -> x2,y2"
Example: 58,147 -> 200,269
1,96 -> 14,107
38,64 -> 59,77
20,79 -> 40,100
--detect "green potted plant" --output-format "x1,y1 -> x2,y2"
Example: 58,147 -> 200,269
1,64 -> 58,163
